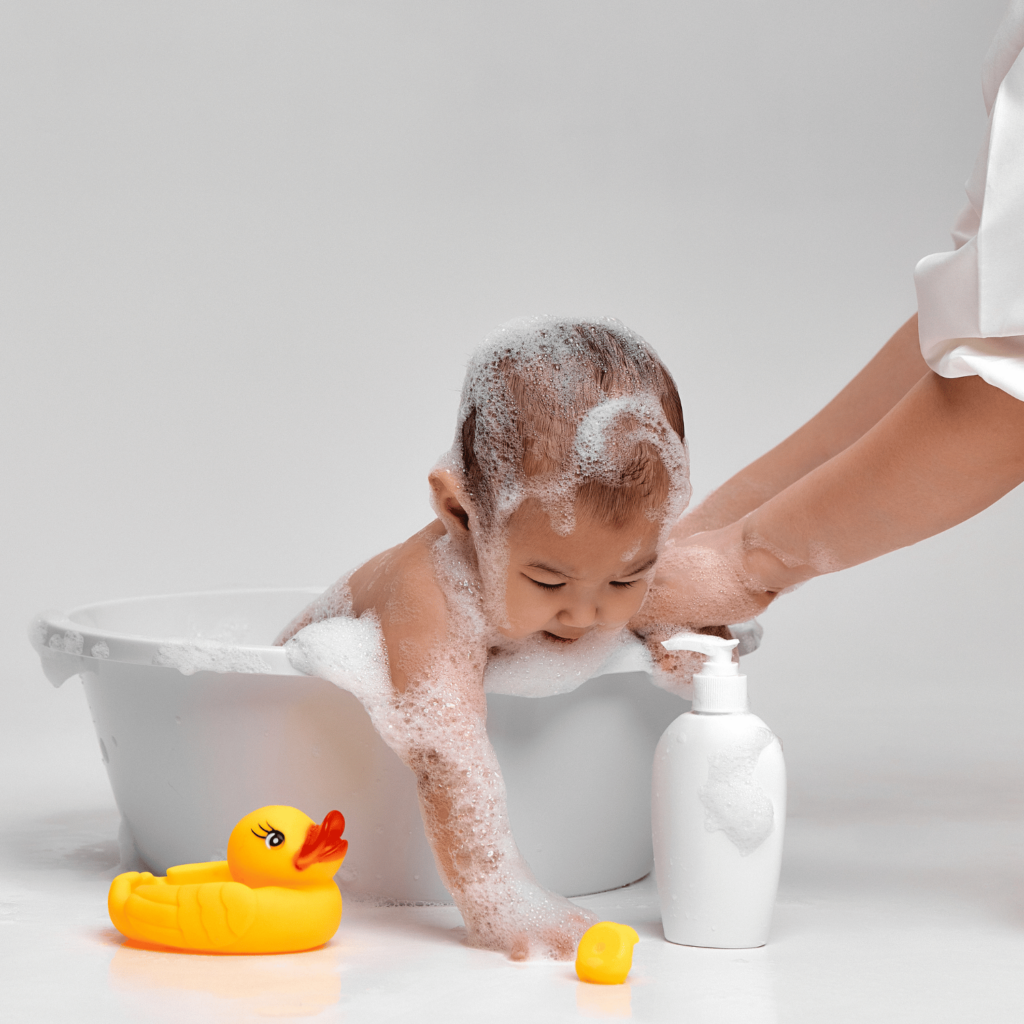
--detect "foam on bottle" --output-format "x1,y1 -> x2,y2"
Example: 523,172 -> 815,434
699,727 -> 776,856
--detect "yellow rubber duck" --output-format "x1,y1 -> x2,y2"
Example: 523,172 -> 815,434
575,921 -> 640,985
108,805 -> 347,953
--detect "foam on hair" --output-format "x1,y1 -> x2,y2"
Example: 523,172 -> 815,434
440,316 -> 691,629
453,316 -> 690,534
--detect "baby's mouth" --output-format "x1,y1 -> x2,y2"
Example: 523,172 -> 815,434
542,630 -> 580,643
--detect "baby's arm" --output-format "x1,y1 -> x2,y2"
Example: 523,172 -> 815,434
370,563 -> 595,960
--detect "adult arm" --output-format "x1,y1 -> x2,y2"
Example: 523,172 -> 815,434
650,367 -> 1024,628
677,314 -> 928,537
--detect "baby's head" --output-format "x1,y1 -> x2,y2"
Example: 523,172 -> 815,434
431,316 -> 690,639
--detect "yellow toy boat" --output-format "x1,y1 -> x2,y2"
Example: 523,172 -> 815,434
108,805 -> 347,953
575,921 -> 640,984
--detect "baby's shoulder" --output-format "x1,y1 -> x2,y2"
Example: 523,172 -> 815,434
275,522 -> 464,663
283,521 -> 486,691
350,523 -> 447,626
351,523 -> 475,683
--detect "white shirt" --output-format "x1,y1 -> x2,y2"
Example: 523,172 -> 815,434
915,0 -> 1024,400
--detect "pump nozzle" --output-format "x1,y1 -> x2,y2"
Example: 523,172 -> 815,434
661,632 -> 739,676
661,631 -> 747,712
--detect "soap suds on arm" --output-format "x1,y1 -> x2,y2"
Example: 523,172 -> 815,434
284,533 -> 596,960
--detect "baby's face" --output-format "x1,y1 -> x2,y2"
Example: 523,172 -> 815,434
496,500 -> 662,642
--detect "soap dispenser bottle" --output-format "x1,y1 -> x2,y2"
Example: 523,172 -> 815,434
652,632 -> 786,948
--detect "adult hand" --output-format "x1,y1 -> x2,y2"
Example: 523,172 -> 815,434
648,368 -> 1024,641
633,522 -> 780,636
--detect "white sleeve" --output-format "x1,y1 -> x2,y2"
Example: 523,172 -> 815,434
914,1 -> 1024,402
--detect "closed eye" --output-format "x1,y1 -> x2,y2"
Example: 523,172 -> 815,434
610,580 -> 639,589
525,576 -> 565,590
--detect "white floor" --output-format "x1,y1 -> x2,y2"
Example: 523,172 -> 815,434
4,791 -> 1023,1024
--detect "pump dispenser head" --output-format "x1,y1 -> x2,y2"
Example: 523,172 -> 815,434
661,632 -> 747,712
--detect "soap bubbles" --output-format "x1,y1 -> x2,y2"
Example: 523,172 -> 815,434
443,315 -> 690,629
280,315 -> 692,958
452,315 -> 690,537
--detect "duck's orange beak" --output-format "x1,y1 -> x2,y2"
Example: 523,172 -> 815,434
293,809 -> 348,871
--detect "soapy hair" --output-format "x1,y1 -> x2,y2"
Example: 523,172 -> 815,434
455,316 -> 689,532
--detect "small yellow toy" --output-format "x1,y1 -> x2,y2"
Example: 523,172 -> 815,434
575,921 -> 640,985
108,805 -> 347,953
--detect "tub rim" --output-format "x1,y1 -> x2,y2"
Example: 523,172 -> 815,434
30,586 -> 326,685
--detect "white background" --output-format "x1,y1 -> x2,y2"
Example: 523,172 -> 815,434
3,0 -> 1020,824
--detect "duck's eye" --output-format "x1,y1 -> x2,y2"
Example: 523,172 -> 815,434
265,830 -> 285,849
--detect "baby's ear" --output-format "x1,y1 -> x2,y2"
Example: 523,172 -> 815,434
428,468 -> 473,535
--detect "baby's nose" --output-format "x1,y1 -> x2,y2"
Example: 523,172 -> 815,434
557,601 -> 599,629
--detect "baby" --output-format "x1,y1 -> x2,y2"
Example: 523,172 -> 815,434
276,316 -> 712,959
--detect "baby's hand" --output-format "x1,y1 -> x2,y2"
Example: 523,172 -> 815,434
460,880 -> 597,961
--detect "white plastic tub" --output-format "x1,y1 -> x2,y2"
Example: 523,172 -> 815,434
32,588 -> 685,902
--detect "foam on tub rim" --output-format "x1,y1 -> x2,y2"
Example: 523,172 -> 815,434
30,587 -> 324,686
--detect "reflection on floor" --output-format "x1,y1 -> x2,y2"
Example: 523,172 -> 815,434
3,803 -> 1024,1023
